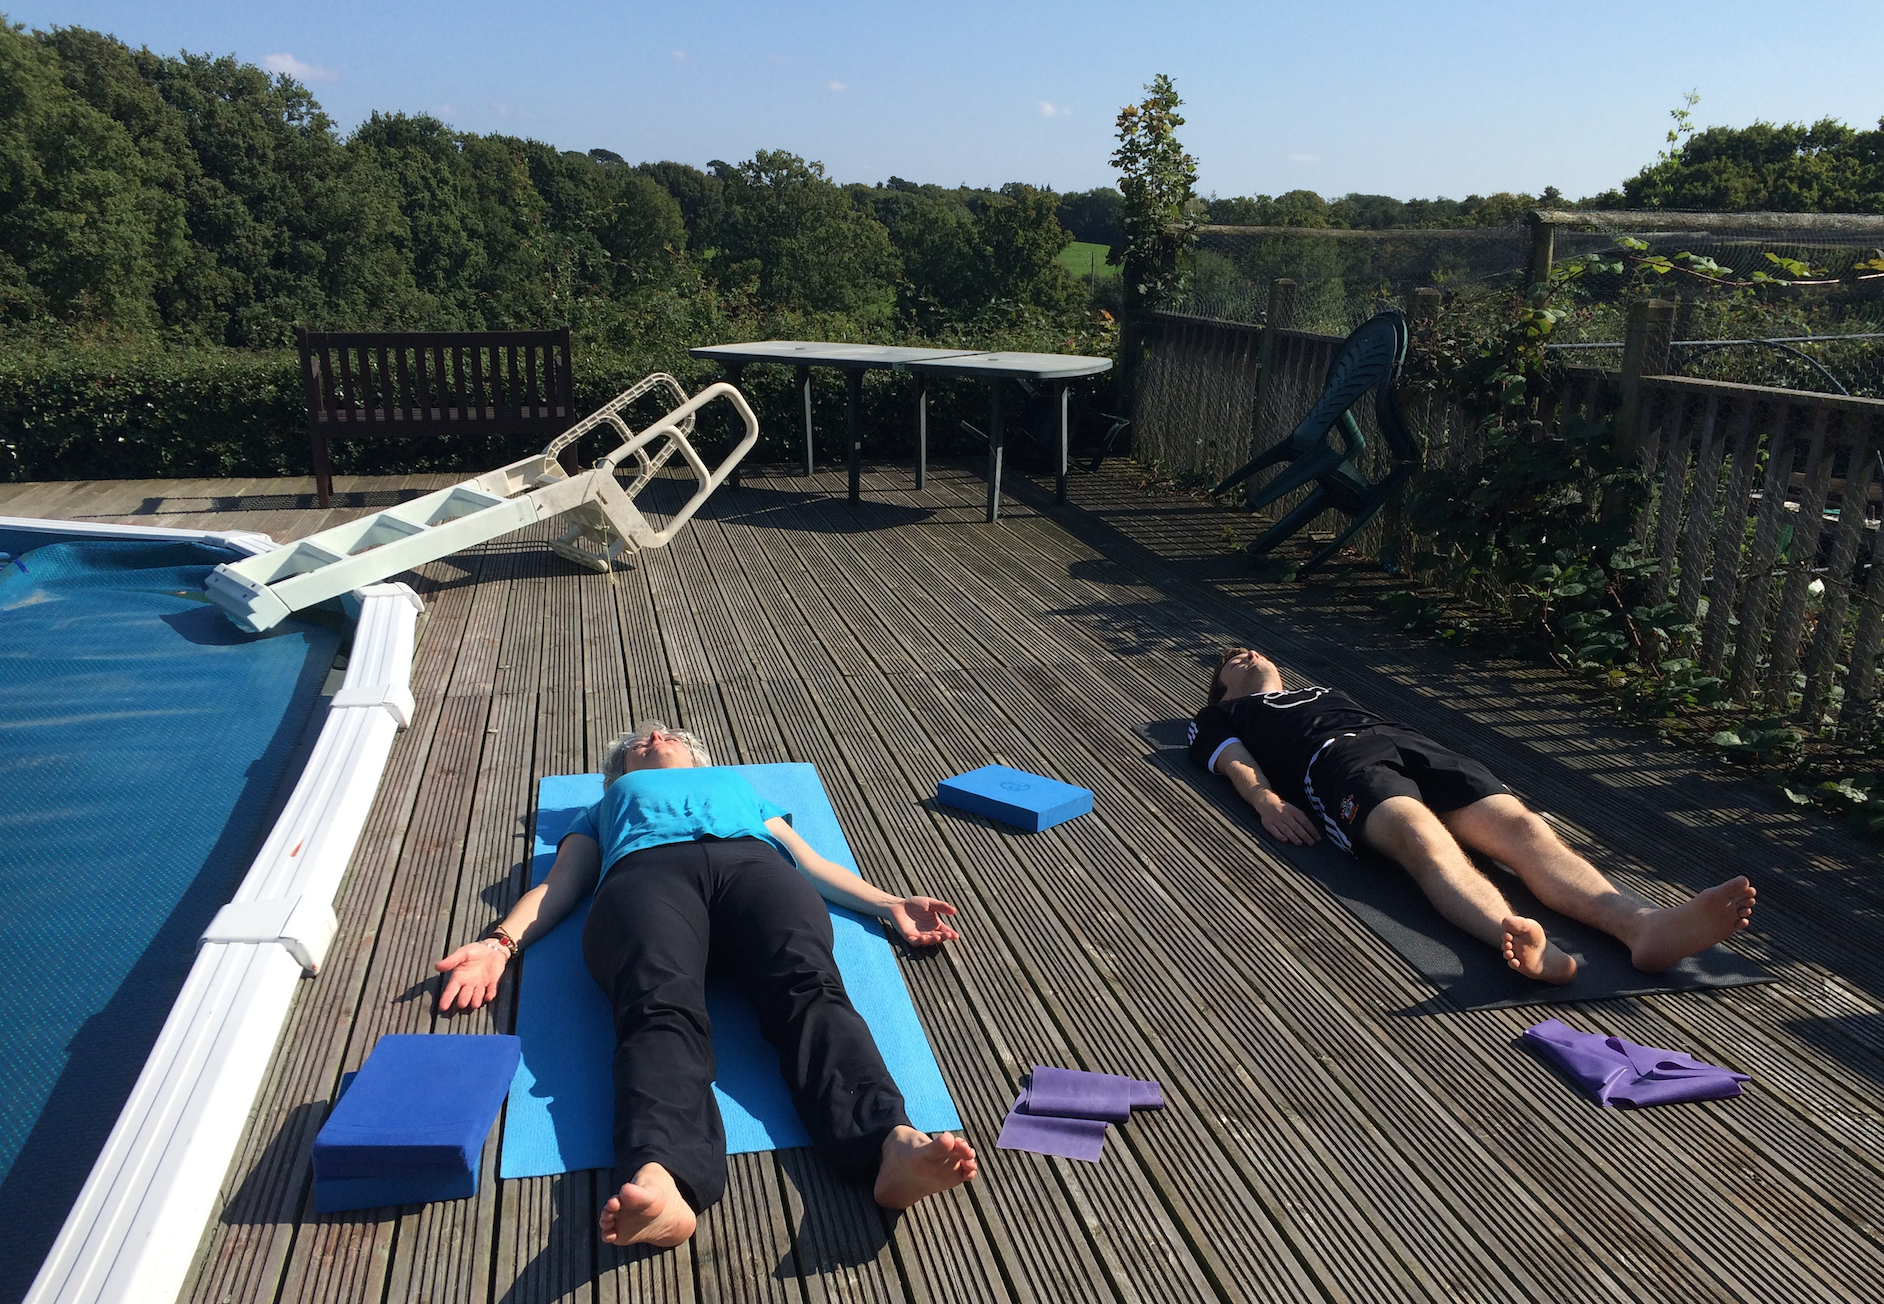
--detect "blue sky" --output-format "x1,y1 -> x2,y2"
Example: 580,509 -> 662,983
9,1 -> 1880,202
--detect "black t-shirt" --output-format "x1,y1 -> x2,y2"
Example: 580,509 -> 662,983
1187,687 -> 1395,804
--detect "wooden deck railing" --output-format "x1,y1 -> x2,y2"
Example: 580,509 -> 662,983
1127,303 -> 1884,730
1626,374 -> 1883,725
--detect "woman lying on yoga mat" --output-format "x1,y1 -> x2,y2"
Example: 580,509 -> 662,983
435,722 -> 975,1248
1192,648 -> 1757,984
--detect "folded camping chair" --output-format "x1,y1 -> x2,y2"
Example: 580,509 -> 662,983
1212,310 -> 1420,574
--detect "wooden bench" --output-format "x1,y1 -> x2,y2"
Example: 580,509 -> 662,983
298,327 -> 576,507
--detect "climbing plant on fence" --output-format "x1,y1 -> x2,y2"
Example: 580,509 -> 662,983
1380,259 -> 1884,839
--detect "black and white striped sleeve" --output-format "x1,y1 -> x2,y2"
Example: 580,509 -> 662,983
1186,707 -> 1240,773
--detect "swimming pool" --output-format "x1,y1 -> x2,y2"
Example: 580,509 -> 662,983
0,516 -> 419,1304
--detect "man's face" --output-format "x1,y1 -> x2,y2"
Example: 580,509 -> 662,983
620,728 -> 698,772
1219,647 -> 1283,698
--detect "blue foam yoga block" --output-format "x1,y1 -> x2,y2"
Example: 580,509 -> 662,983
936,764 -> 1093,832
313,1033 -> 521,1213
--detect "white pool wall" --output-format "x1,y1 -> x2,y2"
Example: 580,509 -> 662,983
2,518 -> 420,1304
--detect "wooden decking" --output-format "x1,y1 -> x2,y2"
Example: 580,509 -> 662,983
8,461 -> 1884,1304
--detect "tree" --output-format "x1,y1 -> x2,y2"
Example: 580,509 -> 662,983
1056,187 -> 1123,247
1110,74 -> 1197,308
713,150 -> 897,315
1619,116 -> 1884,212
636,160 -> 725,253
0,23 -> 180,325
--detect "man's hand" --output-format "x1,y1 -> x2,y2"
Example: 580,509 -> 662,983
1255,793 -> 1321,846
887,896 -> 961,947
436,941 -> 509,1012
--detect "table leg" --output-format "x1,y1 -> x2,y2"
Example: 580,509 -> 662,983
726,363 -> 746,490
916,375 -> 928,490
798,364 -> 814,476
1055,379 -> 1069,503
986,382 -> 1003,524
846,369 -> 863,505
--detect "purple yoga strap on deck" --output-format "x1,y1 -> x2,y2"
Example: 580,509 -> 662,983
996,1066 -> 1165,1161
996,1097 -> 1109,1162
1523,1019 -> 1749,1108
1022,1065 -> 1164,1123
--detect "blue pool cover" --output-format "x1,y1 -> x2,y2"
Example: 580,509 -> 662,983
0,537 -> 344,1299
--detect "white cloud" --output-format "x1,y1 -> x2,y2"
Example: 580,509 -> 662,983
1290,152 -> 1318,163
671,50 -> 691,64
1039,101 -> 1071,117
261,52 -> 337,83
826,80 -> 847,92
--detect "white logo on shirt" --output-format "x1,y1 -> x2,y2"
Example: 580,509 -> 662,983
1259,687 -> 1332,710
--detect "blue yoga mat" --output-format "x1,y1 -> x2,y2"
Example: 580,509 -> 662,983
500,763 -> 962,1179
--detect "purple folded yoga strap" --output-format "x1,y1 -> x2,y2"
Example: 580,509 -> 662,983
1022,1065 -> 1164,1122
1523,1018 -> 1749,1108
996,1065 -> 1164,1161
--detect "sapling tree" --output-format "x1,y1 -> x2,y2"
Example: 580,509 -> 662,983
1110,74 -> 1199,310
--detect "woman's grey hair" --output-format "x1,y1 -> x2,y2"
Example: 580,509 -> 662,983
601,720 -> 712,785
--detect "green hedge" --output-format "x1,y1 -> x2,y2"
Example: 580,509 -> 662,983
0,338 -> 305,482
1,315 -> 1120,484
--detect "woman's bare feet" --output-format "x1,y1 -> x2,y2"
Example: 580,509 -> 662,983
872,1126 -> 978,1210
1626,876 -> 1757,972
598,1163 -> 697,1247
1502,916 -> 1578,983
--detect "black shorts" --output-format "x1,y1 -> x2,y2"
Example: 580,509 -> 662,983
1303,727 -> 1508,853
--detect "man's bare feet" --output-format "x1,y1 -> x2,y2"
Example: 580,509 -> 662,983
598,1163 -> 697,1247
1502,916 -> 1578,984
1626,876 -> 1757,972
873,1126 -> 978,1210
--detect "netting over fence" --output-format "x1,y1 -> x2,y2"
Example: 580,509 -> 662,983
1173,225 -> 1533,333
1547,213 -> 1884,399
1167,215 -> 1884,394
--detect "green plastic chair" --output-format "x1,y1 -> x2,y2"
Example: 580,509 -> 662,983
1213,311 -> 1420,574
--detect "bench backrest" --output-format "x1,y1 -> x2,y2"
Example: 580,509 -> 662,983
297,327 -> 575,438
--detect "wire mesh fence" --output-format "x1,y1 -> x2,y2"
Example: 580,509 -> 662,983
1166,215 -> 1884,396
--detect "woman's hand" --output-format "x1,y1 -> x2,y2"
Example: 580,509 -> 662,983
887,896 -> 961,947
436,941 -> 509,1012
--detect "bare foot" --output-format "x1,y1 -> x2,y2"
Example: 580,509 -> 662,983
598,1163 -> 697,1247
1502,916 -> 1577,984
1627,876 -> 1757,973
873,1126 -> 978,1210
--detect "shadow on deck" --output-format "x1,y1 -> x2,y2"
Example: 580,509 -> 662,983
4,461 -> 1883,1304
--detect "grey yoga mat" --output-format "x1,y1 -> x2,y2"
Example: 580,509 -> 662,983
1137,720 -> 1772,1013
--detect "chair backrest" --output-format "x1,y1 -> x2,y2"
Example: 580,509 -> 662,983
297,328 -> 575,439
1363,312 -> 1420,466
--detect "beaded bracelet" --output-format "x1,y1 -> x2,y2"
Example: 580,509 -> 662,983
483,926 -> 520,960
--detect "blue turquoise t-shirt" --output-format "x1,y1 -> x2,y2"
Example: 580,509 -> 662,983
563,767 -> 790,875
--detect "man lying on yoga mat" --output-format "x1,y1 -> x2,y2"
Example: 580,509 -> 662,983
1192,648 -> 1757,984
434,722 -> 975,1248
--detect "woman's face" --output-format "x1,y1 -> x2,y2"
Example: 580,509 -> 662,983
619,728 -> 699,772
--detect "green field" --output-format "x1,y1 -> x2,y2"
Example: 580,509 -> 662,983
1059,240 -> 1120,283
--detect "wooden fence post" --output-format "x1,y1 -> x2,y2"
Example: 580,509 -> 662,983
1615,298 -> 1676,458
1249,278 -> 1298,455
1526,214 -> 1556,290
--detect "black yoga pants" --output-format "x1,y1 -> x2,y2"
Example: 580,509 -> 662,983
580,836 -> 909,1211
